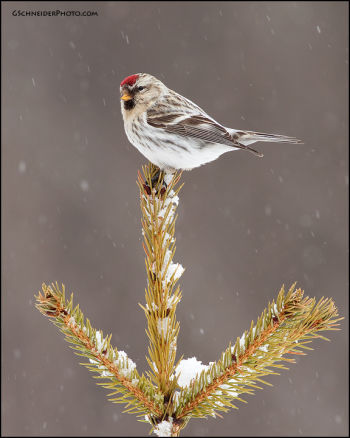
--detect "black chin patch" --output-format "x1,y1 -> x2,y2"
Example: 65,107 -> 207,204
124,99 -> 135,111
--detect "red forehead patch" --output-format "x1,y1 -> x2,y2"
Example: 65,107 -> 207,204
120,74 -> 139,87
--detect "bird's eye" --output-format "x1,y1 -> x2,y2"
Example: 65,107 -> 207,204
137,86 -> 145,91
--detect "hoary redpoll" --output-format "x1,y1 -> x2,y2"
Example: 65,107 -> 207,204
120,73 -> 301,172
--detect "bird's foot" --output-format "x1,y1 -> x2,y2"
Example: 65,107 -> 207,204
143,169 -> 167,197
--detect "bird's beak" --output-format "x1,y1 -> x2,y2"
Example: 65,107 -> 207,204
121,92 -> 133,101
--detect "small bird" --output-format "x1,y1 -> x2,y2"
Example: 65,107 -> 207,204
120,73 -> 301,173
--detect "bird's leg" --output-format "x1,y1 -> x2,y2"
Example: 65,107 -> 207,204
142,168 -> 159,195
151,168 -> 162,188
154,170 -> 168,197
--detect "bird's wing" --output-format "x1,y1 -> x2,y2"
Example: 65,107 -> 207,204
146,99 -> 262,156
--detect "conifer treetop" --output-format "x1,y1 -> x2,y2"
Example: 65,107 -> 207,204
35,163 -> 342,437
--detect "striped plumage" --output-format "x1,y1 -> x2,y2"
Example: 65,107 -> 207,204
120,73 -> 301,172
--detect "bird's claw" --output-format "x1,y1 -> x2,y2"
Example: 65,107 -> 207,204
143,170 -> 167,197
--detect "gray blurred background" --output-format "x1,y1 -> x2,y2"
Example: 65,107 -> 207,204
2,1 -> 348,436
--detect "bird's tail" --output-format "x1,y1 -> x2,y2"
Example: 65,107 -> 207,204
226,128 -> 303,158
242,130 -> 303,145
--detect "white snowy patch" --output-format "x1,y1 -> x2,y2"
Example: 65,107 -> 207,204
146,301 -> 159,312
154,417 -> 173,437
212,382 -> 239,405
163,173 -> 175,186
157,192 -> 179,225
68,316 -> 76,328
272,303 -> 279,315
88,351 -> 137,379
89,333 -> 137,380
146,293 -> 180,313
167,295 -> 179,309
239,327 -> 256,350
169,338 -> 177,357
143,183 -> 184,288
100,369 -> 113,377
172,391 -> 181,409
175,357 -> 209,388
115,350 -> 137,378
161,249 -> 184,286
240,332 -> 246,349
95,330 -> 107,353
164,232 -> 175,244
157,317 -> 170,338
241,366 -> 257,373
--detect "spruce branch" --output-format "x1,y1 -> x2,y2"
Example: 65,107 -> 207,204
35,282 -> 163,417
137,163 -> 185,432
174,284 -> 342,420
34,163 -> 342,437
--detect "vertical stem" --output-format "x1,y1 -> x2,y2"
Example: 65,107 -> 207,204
138,164 -> 184,400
